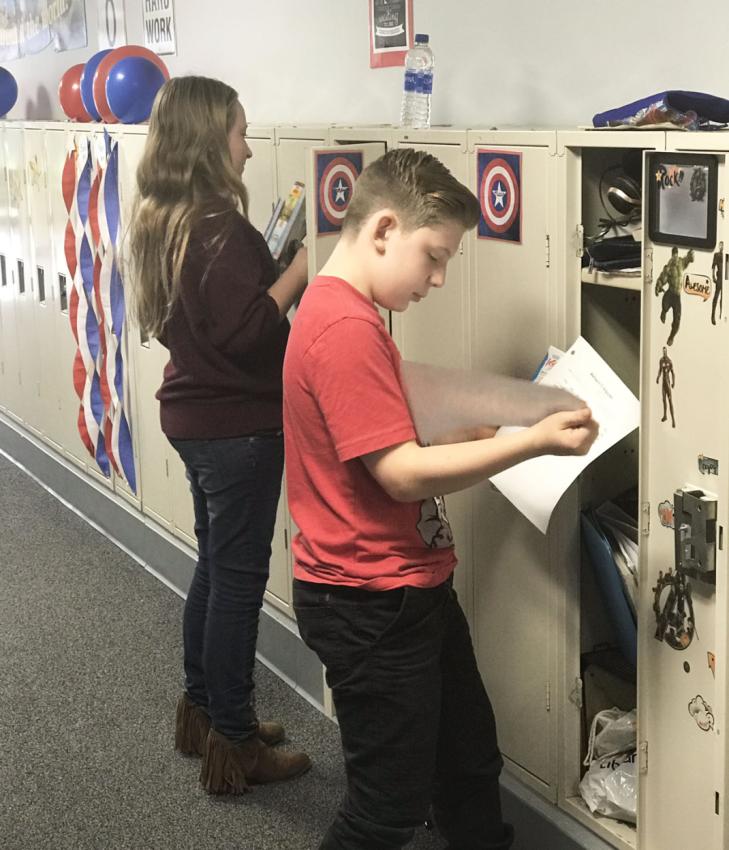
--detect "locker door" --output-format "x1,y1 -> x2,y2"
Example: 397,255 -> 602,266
245,126 -> 276,234
390,132 -> 474,624
467,132 -> 560,794
0,123 -> 18,416
115,128 -> 175,531
258,127 -> 331,612
24,127 -> 57,446
5,125 -> 38,428
43,126 -> 91,471
639,144 -> 727,850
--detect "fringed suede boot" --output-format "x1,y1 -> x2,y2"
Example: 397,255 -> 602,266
175,693 -> 287,754
199,728 -> 311,795
175,693 -> 211,756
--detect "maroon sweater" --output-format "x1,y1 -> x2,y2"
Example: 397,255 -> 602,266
156,210 -> 289,439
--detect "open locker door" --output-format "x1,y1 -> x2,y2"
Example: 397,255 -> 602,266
639,144 -> 727,850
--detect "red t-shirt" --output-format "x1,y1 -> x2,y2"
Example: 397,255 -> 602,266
283,275 -> 457,590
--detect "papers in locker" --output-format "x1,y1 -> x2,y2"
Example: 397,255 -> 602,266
264,181 -> 306,263
490,337 -> 640,534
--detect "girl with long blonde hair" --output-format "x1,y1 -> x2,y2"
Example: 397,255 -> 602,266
128,76 -> 310,794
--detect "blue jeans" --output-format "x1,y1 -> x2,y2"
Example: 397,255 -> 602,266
294,579 -> 514,850
170,433 -> 284,741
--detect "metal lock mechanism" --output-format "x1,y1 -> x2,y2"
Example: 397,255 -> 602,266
674,487 -> 718,583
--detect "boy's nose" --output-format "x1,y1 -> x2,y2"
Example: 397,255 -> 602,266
429,271 -> 446,288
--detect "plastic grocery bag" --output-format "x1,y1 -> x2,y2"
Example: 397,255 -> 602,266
579,708 -> 637,823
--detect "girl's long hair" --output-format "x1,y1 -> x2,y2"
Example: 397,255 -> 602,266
127,76 -> 249,338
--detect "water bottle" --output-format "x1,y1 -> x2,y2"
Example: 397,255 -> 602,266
400,33 -> 434,129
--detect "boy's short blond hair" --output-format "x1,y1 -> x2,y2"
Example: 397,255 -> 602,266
343,148 -> 481,235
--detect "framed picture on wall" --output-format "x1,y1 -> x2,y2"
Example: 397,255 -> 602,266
369,0 -> 413,68
648,152 -> 718,249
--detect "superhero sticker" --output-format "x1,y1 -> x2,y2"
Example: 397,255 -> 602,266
316,150 -> 363,235
654,247 -> 694,346
476,149 -> 521,243
652,241 -> 725,426
656,347 -> 676,428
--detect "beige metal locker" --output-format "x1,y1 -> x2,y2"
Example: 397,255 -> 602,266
43,124 -> 92,472
0,121 -> 20,419
24,125 -> 60,449
389,128 -> 475,625
4,124 -> 38,430
114,128 -> 176,532
245,125 -> 277,234
465,129 -> 562,797
557,130 -> 665,850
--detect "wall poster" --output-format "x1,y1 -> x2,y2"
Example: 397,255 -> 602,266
368,0 -> 413,68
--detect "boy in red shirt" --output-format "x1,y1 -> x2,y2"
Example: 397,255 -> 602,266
283,149 -> 598,849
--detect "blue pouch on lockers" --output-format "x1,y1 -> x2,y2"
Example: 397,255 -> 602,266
581,511 -> 637,668
593,90 -> 729,130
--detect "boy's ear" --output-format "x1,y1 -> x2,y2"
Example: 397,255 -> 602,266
371,210 -> 399,254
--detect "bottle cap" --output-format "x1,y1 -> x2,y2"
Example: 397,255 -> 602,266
414,33 -> 429,43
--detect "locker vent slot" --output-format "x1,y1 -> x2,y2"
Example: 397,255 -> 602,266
0,254 -> 6,287
58,273 -> 68,312
37,266 -> 45,303
17,259 -> 24,294
715,791 -> 720,815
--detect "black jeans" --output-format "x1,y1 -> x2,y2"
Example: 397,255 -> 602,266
294,579 -> 514,850
170,434 -> 284,741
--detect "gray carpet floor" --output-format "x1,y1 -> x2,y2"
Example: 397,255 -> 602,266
0,453 -> 443,850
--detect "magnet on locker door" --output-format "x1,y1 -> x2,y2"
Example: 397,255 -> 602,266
652,567 -> 695,650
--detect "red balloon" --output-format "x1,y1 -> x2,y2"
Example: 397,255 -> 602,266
59,64 -> 91,122
93,45 -> 169,123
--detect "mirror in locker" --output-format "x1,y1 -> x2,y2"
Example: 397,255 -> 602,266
114,126 -> 175,530
24,127 -> 60,449
465,131 -> 562,794
4,124 -> 39,430
638,143 -> 727,850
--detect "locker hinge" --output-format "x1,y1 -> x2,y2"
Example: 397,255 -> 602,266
545,681 -> 551,712
575,224 -> 584,258
568,676 -> 583,710
641,502 -> 651,537
545,234 -> 551,269
639,740 -> 648,774
284,527 -> 289,550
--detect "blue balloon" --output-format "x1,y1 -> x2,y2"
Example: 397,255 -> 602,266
0,67 -> 18,116
105,57 -> 166,124
80,49 -> 112,121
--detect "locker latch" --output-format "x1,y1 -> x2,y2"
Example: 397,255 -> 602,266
674,487 -> 718,584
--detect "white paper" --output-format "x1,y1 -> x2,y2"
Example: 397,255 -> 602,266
489,337 -> 640,533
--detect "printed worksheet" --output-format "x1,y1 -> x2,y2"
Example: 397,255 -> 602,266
489,337 -> 640,533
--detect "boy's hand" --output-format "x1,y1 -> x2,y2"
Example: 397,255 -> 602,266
530,407 -> 599,457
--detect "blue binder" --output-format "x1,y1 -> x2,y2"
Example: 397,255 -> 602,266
581,512 -> 637,668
